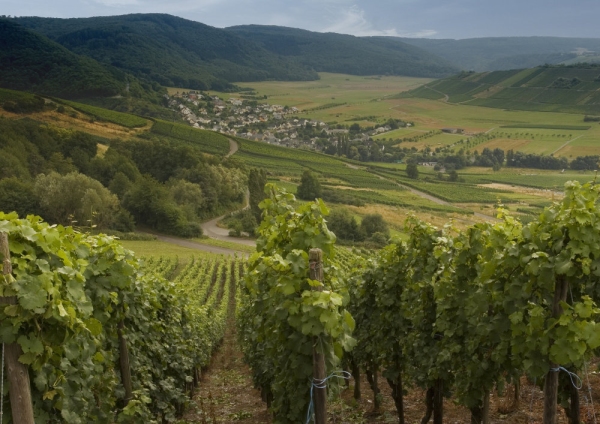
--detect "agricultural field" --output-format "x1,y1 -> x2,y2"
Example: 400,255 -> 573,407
58,99 -> 150,128
235,136 -> 399,190
7,70 -> 600,423
402,65 -> 600,115
3,78 -> 600,238
196,71 -> 600,161
209,73 -> 433,125
120,239 -> 207,259
371,128 -> 425,141
151,120 -> 231,156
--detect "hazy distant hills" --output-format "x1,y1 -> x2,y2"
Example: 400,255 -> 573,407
400,65 -> 600,114
7,12 -> 600,101
225,25 -> 459,78
0,19 -> 140,98
398,37 -> 600,72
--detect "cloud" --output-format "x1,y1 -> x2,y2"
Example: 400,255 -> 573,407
93,0 -> 140,6
320,5 -> 436,38
92,0 -> 222,13
400,29 -> 438,38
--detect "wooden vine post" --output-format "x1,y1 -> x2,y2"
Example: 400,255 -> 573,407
543,275 -> 569,424
0,233 -> 35,424
118,317 -> 133,404
309,248 -> 327,424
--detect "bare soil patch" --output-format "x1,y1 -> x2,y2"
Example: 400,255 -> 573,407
477,183 -> 561,199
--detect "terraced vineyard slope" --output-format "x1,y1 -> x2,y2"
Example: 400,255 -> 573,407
400,64 -> 600,114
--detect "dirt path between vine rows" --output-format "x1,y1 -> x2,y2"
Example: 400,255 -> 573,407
226,138 -> 239,158
183,283 -> 272,424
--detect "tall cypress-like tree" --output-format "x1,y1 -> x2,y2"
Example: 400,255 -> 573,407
296,170 -> 322,200
248,168 -> 268,222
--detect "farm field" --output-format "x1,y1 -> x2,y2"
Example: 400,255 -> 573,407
371,128 -> 426,141
3,78 -> 600,237
58,99 -> 150,128
210,73 -> 434,125
220,73 -> 600,158
120,239 -> 205,258
402,65 -> 600,115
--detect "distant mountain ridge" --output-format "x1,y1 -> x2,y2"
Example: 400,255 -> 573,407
7,12 -> 600,100
225,25 -> 459,78
399,64 -> 600,115
11,14 -> 461,92
398,37 -> 600,71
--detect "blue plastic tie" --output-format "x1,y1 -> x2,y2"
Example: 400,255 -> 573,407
551,366 -> 583,390
305,371 -> 351,424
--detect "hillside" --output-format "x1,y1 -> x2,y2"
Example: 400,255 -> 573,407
226,25 -> 459,78
399,64 -> 600,114
0,19 -> 139,98
398,37 -> 600,71
14,14 -> 319,90
12,15 -> 461,89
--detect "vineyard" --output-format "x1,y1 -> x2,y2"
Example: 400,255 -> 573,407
235,137 -> 399,190
236,182 -> 600,424
58,99 -> 149,128
0,212 -> 243,423
6,180 -> 600,424
151,121 -> 231,156
402,65 -> 600,115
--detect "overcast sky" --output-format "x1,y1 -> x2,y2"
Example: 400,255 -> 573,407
1,0 -> 598,39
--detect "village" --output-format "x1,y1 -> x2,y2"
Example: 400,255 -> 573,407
166,90 -> 409,153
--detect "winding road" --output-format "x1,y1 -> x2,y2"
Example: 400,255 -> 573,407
200,214 -> 255,247
154,131 -> 499,255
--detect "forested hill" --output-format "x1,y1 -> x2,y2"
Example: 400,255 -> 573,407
225,25 -> 459,78
14,14 -> 319,90
0,19 -> 151,99
397,37 -> 600,72
11,14 -> 459,88
399,64 -> 600,115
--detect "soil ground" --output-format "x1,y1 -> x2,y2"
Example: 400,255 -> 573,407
183,304 -> 600,424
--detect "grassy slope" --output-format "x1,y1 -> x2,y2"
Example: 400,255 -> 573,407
400,65 -> 600,114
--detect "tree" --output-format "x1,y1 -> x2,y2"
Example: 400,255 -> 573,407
248,168 -> 268,221
0,178 -> 39,217
406,162 -> 419,179
296,170 -> 322,200
360,214 -> 389,239
34,171 -> 120,229
327,209 -> 364,242
168,179 -> 204,220
122,175 -> 201,237
448,169 -> 459,182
